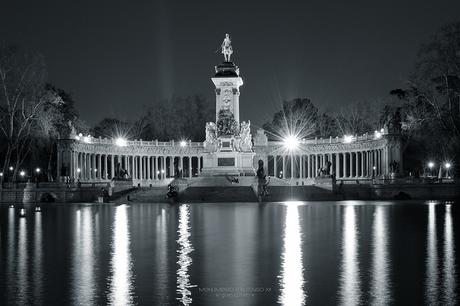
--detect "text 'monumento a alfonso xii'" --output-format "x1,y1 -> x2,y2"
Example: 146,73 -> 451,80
201,34 -> 256,176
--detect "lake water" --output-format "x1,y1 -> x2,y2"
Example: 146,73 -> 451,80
0,201 -> 458,305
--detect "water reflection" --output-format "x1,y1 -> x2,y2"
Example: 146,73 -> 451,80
7,207 -> 15,300
155,207 -> 169,303
278,202 -> 305,306
108,204 -> 134,305
339,205 -> 361,306
176,204 -> 195,305
17,216 -> 28,305
33,211 -> 43,304
426,203 -> 439,304
370,206 -> 390,304
72,208 -> 96,305
442,204 -> 456,304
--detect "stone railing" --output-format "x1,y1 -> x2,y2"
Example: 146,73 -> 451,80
75,137 -> 204,147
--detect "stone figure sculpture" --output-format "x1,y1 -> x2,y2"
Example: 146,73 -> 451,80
204,122 -> 218,151
221,34 -> 233,62
239,120 -> 252,151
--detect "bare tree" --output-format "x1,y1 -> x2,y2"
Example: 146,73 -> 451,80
0,44 -> 61,179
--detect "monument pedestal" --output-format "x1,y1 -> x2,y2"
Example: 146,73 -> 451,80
201,151 -> 255,176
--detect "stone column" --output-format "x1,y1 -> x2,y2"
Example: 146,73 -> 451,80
162,157 -> 166,180
179,156 -> 183,178
197,156 -> 201,175
147,156 -> 151,180
290,155 -> 294,179
188,157 -> 192,178
282,156 -> 286,179
96,154 -> 101,179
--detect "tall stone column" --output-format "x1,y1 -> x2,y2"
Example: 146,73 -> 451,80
139,156 -> 143,181
350,152 -> 354,178
179,156 -> 183,178
97,154 -> 101,179
273,156 -> 277,178
154,156 -> 158,180
162,157 -> 166,180
86,154 -> 90,180
282,156 -> 286,179
197,156 -> 201,175
147,156 -> 151,180
189,157 -> 192,178
299,155 -> 303,179
290,155 -> 294,179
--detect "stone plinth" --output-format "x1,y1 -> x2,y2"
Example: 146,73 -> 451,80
201,151 -> 255,176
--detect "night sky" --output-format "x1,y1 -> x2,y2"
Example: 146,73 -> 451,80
1,0 -> 459,129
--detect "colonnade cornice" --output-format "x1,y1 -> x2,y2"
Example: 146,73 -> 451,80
258,138 -> 389,155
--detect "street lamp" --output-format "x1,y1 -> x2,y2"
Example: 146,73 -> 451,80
9,166 -> 13,171
283,135 -> 300,151
343,135 -> 354,143
180,140 -> 187,147
115,137 -> 127,147
445,162 -> 452,178
427,162 -> 434,177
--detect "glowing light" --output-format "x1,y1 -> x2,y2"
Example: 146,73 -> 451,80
426,202 -> 438,304
77,168 -> 81,173
278,202 -> 305,305
180,140 -> 187,147
343,135 -> 354,143
428,162 -> 435,169
176,204 -> 196,305
83,135 -> 91,143
75,135 -> 81,141
0,172 -> 3,177
108,204 -> 134,305
339,205 -> 361,305
373,166 -> 376,170
115,137 -> 127,147
444,162 -> 451,169
370,206 -> 390,304
94,169 -> 97,172
9,166 -> 14,171
443,205 -> 456,302
35,168 -> 41,173
19,170 -> 26,177
374,131 -> 382,139
283,135 -> 300,151
161,170 -> 165,173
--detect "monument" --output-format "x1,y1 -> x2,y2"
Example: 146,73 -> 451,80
201,34 -> 255,176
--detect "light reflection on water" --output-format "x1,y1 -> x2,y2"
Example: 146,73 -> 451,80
72,207 -> 96,305
17,216 -> 28,305
370,205 -> 390,305
1,201 -> 459,305
278,202 -> 306,306
426,202 -> 439,304
33,211 -> 43,304
442,205 -> 456,305
176,204 -> 196,305
339,205 -> 361,306
108,204 -> 134,306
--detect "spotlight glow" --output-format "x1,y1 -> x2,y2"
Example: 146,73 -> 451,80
343,135 -> 354,143
35,168 -> 41,173
180,140 -> 187,147
115,137 -> 127,147
283,135 -> 300,151
428,162 -> 435,169
83,135 -> 91,143
374,131 -> 382,139
19,171 -> 26,177
445,162 -> 451,169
